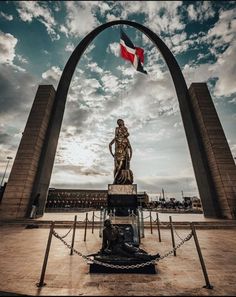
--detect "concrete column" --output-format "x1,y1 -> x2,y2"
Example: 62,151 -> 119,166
0,85 -> 55,219
189,83 -> 236,219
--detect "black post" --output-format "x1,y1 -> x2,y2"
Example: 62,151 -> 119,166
84,212 -> 88,242
99,207 -> 103,238
190,223 -> 213,289
169,216 -> 176,256
137,208 -> 141,244
156,212 -> 161,242
149,210 -> 153,234
36,221 -> 54,287
70,215 -> 77,256
141,207 -> 144,238
92,211 -> 95,234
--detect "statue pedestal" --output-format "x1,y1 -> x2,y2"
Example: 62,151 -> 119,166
107,184 -> 138,216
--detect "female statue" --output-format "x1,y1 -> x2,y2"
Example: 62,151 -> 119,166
109,119 -> 133,184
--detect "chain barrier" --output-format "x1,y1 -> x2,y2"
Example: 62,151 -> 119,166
157,218 -> 170,228
54,224 -> 74,239
155,215 -> 187,241
94,213 -> 101,219
172,224 -> 185,241
52,228 -> 193,270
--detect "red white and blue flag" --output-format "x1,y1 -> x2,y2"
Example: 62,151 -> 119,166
120,29 -> 147,74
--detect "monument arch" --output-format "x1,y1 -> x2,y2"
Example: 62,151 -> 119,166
1,20 -> 235,219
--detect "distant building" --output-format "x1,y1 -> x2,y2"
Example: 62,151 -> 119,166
46,188 -> 149,210
191,196 -> 202,211
46,188 -> 107,210
137,191 -> 149,207
182,196 -> 202,211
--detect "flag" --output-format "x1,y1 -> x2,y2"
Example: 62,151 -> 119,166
120,29 -> 147,74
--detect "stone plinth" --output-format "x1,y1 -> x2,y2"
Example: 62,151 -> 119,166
108,184 -> 137,195
0,85 -> 55,219
189,83 -> 236,219
107,184 -> 138,216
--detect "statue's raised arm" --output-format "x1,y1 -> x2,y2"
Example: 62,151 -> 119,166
109,138 -> 115,157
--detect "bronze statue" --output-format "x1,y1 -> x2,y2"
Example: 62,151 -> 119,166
101,219 -> 160,261
109,119 -> 133,184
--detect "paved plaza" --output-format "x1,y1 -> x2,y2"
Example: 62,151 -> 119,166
1,212 -> 236,296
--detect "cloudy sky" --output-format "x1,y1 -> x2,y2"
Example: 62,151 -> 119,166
0,1 -> 235,200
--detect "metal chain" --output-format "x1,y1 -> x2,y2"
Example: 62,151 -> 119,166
159,231 -> 192,260
156,216 -> 186,241
54,225 -> 74,239
52,229 -> 193,269
172,225 -> 184,241
143,215 -> 151,220
157,218 -> 170,228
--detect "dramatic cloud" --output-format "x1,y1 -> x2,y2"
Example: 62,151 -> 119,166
0,31 -> 17,64
187,2 -> 215,22
87,62 -> 103,74
183,44 -> 236,97
16,54 -> 28,64
16,1 -> 60,41
62,1 -> 100,37
0,63 -> 37,118
207,7 -> 236,47
143,1 -> 185,35
0,62 -> 37,176
106,42 -> 120,57
211,44 -> 236,97
65,42 -> 75,52
41,66 -> 62,88
0,11 -> 13,21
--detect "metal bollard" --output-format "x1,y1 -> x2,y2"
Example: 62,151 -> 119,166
99,208 -> 103,238
131,210 -> 135,224
70,215 -> 77,255
190,223 -> 213,289
137,209 -> 141,243
169,216 -> 176,256
36,221 -> 55,287
103,208 -> 107,222
156,212 -> 161,242
140,207 -> 145,238
149,210 -> 153,234
84,212 -> 88,241
92,211 -> 95,234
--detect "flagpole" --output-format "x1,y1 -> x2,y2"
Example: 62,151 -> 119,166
119,25 -> 123,110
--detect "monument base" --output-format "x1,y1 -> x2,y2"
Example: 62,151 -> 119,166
107,184 -> 138,217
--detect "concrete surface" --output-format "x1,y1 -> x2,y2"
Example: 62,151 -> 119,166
1,213 -> 236,296
38,211 -> 218,222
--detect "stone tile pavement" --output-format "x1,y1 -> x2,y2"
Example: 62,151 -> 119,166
1,219 -> 236,296
39,212 -> 213,222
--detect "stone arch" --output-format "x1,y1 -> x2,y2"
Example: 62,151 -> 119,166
30,20 -> 218,217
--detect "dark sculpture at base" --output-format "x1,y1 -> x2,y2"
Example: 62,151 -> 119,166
89,219 -> 159,273
101,219 -> 160,260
